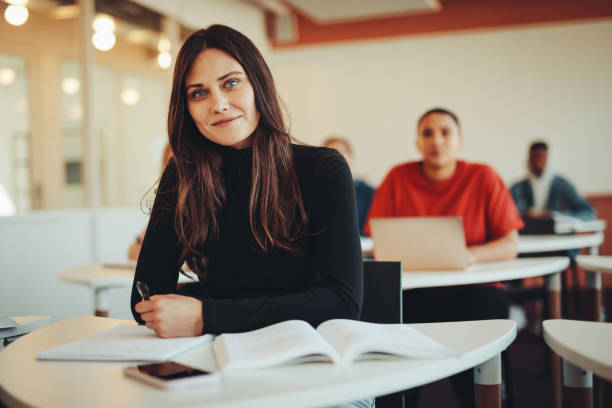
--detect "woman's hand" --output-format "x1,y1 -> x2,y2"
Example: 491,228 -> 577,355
135,294 -> 203,338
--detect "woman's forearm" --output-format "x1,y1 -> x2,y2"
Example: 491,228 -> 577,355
468,230 -> 519,263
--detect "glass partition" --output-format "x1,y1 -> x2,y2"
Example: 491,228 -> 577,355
0,1 -> 179,213
0,53 -> 30,214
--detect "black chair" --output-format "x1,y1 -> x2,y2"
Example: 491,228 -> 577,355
360,260 -> 404,408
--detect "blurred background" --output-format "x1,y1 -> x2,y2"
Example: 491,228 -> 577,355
0,0 -> 611,321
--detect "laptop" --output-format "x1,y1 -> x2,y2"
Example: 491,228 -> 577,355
369,216 -> 468,271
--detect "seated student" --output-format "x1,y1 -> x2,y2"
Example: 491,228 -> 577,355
128,144 -> 173,261
366,107 -> 523,408
130,25 -> 369,408
323,137 -> 375,236
510,141 -> 595,221
511,141 -> 596,324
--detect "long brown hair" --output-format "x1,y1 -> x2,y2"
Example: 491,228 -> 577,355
167,25 -> 307,280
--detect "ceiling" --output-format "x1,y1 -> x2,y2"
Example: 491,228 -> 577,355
281,0 -> 441,23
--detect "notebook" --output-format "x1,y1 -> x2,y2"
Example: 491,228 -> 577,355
36,324 -> 213,362
369,216 -> 468,271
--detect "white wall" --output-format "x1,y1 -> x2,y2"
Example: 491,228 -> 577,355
270,20 -> 612,193
0,208 -> 148,321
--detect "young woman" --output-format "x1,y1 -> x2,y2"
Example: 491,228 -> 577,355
130,25 -> 363,340
366,107 -> 523,407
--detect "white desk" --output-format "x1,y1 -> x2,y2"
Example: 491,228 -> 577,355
59,263 -> 194,317
401,257 -> 568,290
0,316 -> 516,408
517,232 -> 604,254
543,319 -> 612,408
576,255 -> 612,275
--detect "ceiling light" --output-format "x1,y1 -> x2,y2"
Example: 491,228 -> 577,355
157,38 -> 171,53
61,77 -> 80,95
4,5 -> 29,26
92,14 -> 115,32
121,88 -> 140,106
0,68 -> 16,85
92,31 -> 116,51
157,52 -> 172,70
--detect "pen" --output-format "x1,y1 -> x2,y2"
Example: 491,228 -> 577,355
136,281 -> 150,301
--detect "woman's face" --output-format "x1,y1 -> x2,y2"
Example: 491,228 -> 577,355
185,48 -> 260,149
416,113 -> 462,169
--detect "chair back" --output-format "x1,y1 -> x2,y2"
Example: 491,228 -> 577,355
360,260 -> 404,408
360,260 -> 402,324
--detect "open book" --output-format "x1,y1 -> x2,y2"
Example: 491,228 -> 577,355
36,324 -> 212,362
213,319 -> 457,371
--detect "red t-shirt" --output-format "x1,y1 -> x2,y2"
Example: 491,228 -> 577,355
365,160 -> 524,245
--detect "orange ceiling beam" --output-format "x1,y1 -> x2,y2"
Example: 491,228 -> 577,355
269,0 -> 612,48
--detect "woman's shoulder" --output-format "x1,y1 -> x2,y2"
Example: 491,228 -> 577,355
291,144 -> 352,183
291,144 -> 348,169
292,143 -> 341,160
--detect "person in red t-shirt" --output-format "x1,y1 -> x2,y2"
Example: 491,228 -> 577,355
366,108 -> 523,408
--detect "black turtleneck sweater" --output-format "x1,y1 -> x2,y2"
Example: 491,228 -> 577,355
130,143 -> 363,334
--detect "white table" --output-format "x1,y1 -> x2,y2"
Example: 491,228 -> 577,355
401,257 -> 568,290
543,319 -> 612,408
0,316 -> 516,408
59,263 -> 194,317
517,232 -> 604,254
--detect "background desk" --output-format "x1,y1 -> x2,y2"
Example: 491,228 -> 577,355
0,316 -> 516,408
543,319 -> 612,408
59,263 -> 194,317
517,232 -> 604,254
401,257 -> 568,290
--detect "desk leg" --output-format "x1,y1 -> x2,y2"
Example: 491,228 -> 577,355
586,247 -> 603,408
547,272 -> 562,408
585,271 -> 602,322
585,244 -> 602,322
474,353 -> 501,408
563,359 -> 593,408
94,288 -> 109,317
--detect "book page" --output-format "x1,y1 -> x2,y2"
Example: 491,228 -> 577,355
36,324 -> 212,361
213,320 -> 340,371
317,319 -> 457,364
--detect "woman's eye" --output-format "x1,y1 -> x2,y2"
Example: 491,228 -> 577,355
191,89 -> 207,99
225,79 -> 240,88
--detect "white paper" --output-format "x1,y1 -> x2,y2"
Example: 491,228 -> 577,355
36,324 -> 212,361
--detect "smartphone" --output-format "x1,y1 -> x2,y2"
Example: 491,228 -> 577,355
123,361 -> 220,390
